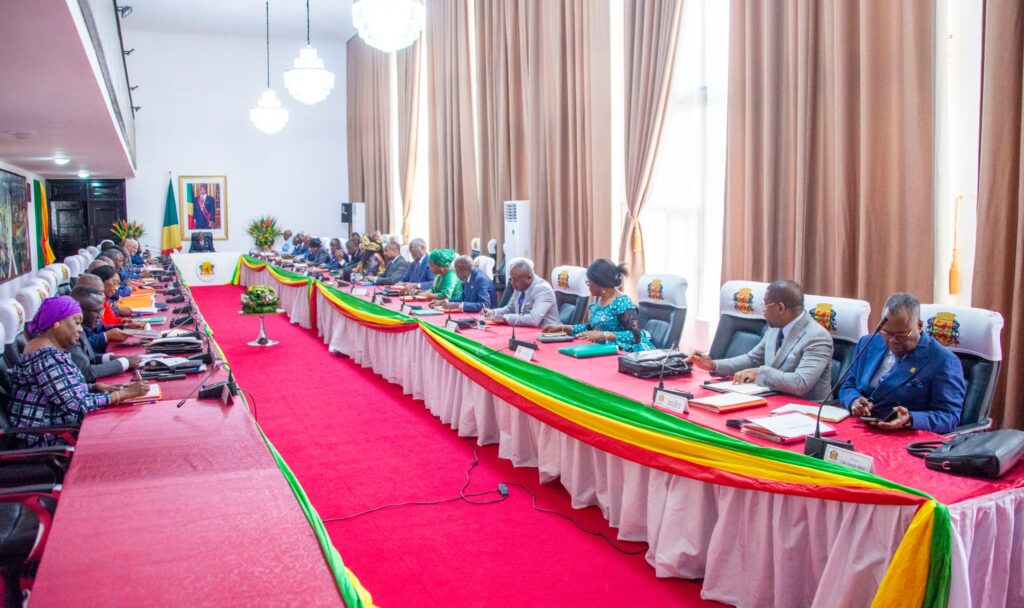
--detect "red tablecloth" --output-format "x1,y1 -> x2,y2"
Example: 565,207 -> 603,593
28,399 -> 343,607
362,295 -> 1024,505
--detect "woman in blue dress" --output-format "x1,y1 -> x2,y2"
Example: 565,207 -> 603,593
543,259 -> 655,352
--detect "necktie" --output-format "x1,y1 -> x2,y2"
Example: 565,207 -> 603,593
517,292 -> 526,314
776,331 -> 784,350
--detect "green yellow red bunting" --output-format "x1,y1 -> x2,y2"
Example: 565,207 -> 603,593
233,254 -> 953,608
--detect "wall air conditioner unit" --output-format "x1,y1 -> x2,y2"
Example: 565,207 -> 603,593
502,200 -> 530,261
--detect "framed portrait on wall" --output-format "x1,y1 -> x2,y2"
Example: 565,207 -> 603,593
0,169 -> 33,283
178,175 -> 228,240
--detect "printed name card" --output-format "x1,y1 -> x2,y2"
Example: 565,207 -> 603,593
514,345 -> 535,362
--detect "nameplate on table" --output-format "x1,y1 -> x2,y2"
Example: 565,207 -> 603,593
445,320 -> 460,333
514,345 -> 535,362
352,288 -> 369,296
400,304 -> 412,315
824,445 -> 874,473
653,388 -> 689,414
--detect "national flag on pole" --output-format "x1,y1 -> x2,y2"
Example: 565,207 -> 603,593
161,178 -> 182,254
186,183 -> 196,229
32,180 -> 56,267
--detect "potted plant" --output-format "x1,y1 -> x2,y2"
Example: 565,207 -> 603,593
247,215 -> 283,252
241,285 -> 279,314
110,219 -> 145,244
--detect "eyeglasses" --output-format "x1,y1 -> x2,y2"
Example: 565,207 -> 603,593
763,301 -> 784,311
881,327 -> 917,341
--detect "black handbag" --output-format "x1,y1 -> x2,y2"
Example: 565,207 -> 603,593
617,349 -> 691,379
907,429 -> 1024,478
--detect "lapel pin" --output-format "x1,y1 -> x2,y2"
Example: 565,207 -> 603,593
910,367 -> 916,374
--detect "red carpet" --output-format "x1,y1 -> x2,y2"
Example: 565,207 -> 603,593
192,285 -> 720,607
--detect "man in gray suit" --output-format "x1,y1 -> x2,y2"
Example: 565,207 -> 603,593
67,286 -> 141,382
483,260 -> 560,327
689,280 -> 833,400
372,241 -> 411,286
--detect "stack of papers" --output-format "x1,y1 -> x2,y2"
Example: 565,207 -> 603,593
770,403 -> 851,423
704,380 -> 773,395
688,392 -> 768,413
740,413 -> 834,444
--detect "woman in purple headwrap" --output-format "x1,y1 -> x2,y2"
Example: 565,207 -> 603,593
9,296 -> 149,447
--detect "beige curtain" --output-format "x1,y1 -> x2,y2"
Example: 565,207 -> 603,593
525,0 -> 613,278
620,0 -> 684,294
476,0 -> 529,258
974,0 -> 1024,429
346,36 -> 393,232
396,39 -> 422,244
723,0 -> 935,315
427,0 -> 479,253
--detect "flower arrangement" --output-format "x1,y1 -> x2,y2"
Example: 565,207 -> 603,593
241,285 -> 279,314
247,215 -> 283,249
111,219 -> 145,243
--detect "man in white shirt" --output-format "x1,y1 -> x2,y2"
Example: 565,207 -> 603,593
280,230 -> 294,255
483,260 -> 560,327
689,280 -> 834,399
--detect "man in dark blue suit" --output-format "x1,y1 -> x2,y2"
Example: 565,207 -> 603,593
396,238 -> 434,292
839,292 -> 966,434
437,255 -> 493,312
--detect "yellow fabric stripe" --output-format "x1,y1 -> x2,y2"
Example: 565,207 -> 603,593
871,502 -> 935,607
345,567 -> 378,608
162,225 -> 181,250
426,326 -> 907,494
314,283 -> 410,327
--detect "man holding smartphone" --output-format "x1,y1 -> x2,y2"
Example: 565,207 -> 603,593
838,292 -> 966,433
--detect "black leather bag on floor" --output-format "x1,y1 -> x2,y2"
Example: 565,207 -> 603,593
907,429 -> 1024,478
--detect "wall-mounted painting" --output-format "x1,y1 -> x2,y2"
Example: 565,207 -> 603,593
0,169 -> 33,283
179,175 -> 228,240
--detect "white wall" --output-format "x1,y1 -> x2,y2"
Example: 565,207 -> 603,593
0,160 -> 45,301
122,28 -> 348,254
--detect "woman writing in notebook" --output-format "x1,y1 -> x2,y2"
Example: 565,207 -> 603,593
8,296 -> 149,447
543,259 -> 654,352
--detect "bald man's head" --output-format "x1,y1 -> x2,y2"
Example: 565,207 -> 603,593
88,259 -> 113,272
76,273 -> 104,291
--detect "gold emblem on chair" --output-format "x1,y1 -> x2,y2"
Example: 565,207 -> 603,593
557,270 -> 570,289
927,312 -> 960,347
733,287 -> 754,314
647,279 -> 664,301
811,303 -> 837,332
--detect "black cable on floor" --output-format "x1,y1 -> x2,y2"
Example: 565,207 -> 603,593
321,450 -> 649,555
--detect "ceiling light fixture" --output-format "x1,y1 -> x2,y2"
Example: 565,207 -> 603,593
77,170 -> 90,179
53,157 -> 70,166
352,0 -> 425,53
284,0 -> 335,105
250,1 -> 289,134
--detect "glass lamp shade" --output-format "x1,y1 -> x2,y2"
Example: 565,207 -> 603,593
284,46 -> 336,105
249,89 -> 289,134
352,0 -> 425,53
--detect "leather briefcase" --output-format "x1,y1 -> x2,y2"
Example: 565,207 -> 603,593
907,429 -> 1024,478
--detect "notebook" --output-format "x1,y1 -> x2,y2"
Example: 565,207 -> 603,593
411,308 -> 444,316
740,413 -> 835,444
703,380 -> 773,396
121,383 -> 162,405
770,403 -> 851,423
688,392 -> 768,413
557,344 -> 619,358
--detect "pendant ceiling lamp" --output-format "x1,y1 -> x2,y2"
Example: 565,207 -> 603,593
352,0 -> 425,53
250,1 -> 289,134
284,0 -> 335,105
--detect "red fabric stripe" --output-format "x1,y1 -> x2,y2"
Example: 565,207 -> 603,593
422,331 -> 924,508
317,292 -> 418,333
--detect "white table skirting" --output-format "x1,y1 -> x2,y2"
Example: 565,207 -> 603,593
233,271 -> 1021,608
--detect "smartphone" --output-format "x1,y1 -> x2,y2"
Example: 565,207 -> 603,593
860,410 -> 899,424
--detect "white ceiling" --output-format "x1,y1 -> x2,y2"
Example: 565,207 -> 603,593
123,0 -> 357,42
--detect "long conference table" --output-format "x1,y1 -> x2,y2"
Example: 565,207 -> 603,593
28,262 -> 351,607
237,255 -> 1024,608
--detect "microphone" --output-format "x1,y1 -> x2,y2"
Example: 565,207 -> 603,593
176,362 -> 224,407
804,315 -> 888,458
507,296 -> 538,352
651,352 -> 694,407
